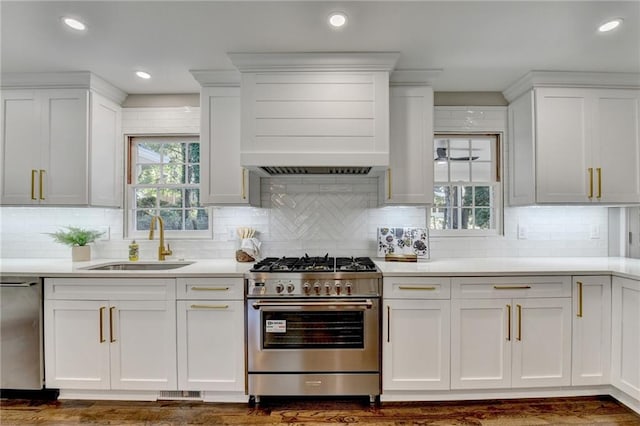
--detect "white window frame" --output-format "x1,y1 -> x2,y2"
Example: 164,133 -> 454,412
429,132 -> 504,237
125,134 -> 212,240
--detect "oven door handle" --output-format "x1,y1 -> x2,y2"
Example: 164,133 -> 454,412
251,300 -> 374,309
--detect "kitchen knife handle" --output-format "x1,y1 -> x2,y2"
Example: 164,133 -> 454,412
588,168 -> 593,199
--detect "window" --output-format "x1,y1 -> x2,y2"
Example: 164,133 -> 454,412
430,134 -> 502,235
127,136 -> 209,237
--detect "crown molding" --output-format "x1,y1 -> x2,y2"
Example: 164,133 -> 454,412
503,71 -> 640,102
189,70 -> 241,87
390,69 -> 442,86
227,52 -> 400,72
1,71 -> 127,104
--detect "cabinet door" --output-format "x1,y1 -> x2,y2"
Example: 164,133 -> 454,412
201,87 -> 259,206
572,276 -> 611,385
611,277 -> 640,400
535,88 -> 592,203
41,89 -> 89,205
511,298 -> 572,388
109,300 -> 177,390
592,89 -> 640,203
381,86 -> 433,205
177,301 -> 245,391
451,299 -> 511,389
383,299 -> 450,391
1,90 -> 41,204
44,299 -> 110,389
89,91 -> 122,207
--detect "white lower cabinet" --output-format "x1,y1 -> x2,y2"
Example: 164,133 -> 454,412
176,278 -> 245,393
571,276 -> 611,386
383,277 -> 450,392
611,276 -> 640,400
44,279 -> 177,391
451,277 -> 572,390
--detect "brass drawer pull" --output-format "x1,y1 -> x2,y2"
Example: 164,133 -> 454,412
596,167 -> 602,199
398,286 -> 436,291
517,304 -> 522,341
577,281 -> 583,318
493,285 -> 531,290
109,306 -> 116,343
241,168 -> 246,200
39,170 -> 45,200
31,170 -> 37,200
190,304 -> 229,309
387,168 -> 392,200
506,304 -> 511,341
588,167 -> 594,199
99,307 -> 106,343
387,305 -> 391,343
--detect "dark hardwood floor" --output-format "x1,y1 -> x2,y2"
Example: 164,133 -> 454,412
1,395 -> 639,425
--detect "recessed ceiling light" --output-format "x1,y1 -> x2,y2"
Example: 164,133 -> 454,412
328,12 -> 348,28
598,18 -> 623,33
62,17 -> 86,31
136,71 -> 151,80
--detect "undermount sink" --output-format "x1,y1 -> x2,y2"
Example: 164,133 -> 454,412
83,261 -> 194,271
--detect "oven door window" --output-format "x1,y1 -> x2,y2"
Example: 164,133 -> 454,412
262,311 -> 364,349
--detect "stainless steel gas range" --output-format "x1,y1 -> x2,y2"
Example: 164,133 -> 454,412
245,255 -> 382,403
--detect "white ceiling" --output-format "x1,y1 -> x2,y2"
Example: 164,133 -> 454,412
2,1 -> 639,95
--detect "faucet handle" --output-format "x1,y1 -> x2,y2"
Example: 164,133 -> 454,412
166,243 -> 172,255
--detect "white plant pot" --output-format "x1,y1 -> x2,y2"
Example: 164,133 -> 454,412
72,245 -> 91,262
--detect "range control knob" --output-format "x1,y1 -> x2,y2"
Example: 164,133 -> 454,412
313,282 -> 321,295
335,283 -> 342,295
275,282 -> 284,294
324,283 -> 331,295
303,282 -> 311,295
286,283 -> 295,293
345,282 -> 353,295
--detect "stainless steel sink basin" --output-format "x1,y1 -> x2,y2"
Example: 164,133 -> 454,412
83,261 -> 194,271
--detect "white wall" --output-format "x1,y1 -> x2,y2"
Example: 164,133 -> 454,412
0,106 -> 610,260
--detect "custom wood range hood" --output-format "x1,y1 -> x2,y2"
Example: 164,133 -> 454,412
228,52 -> 400,176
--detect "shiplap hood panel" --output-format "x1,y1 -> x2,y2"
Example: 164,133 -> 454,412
228,52 -> 400,175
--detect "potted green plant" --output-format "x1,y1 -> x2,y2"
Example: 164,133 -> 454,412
47,226 -> 104,261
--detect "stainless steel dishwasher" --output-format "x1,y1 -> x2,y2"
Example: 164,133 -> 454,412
0,277 -> 44,391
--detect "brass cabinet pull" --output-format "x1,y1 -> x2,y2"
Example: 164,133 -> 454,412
577,281 -> 583,318
99,307 -> 106,343
109,306 -> 116,343
38,170 -> 45,200
517,304 -> 522,341
398,286 -> 436,291
596,167 -> 602,199
31,170 -> 37,200
506,304 -> 511,341
493,285 -> 531,290
387,168 -> 392,200
190,286 -> 230,291
241,168 -> 246,200
387,305 -> 391,343
588,168 -> 594,199
190,304 -> 229,309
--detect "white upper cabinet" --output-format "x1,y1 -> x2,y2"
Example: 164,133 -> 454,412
379,86 -> 434,205
0,72 -> 125,207
506,72 -> 640,205
199,86 -> 260,206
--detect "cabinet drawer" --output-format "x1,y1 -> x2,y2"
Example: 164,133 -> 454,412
452,276 -> 571,299
45,278 -> 175,300
176,278 -> 244,300
384,277 -> 450,299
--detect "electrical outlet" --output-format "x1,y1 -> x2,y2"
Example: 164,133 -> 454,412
590,224 -> 600,239
518,225 -> 527,240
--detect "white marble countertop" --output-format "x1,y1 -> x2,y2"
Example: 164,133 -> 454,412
1,256 -> 640,281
